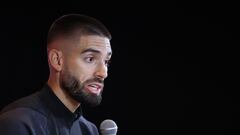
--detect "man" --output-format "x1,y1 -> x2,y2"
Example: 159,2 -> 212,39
0,14 -> 112,135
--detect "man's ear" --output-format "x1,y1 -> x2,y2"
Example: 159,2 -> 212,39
48,49 -> 63,72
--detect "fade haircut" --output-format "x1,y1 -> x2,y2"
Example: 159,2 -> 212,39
47,14 -> 111,45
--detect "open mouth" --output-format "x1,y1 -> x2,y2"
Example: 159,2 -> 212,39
85,83 -> 103,95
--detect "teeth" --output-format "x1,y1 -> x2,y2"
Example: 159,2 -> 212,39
90,84 -> 97,88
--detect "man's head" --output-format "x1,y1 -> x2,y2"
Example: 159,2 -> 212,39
47,14 -> 112,107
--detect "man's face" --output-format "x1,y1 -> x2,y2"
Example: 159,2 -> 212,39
60,35 -> 112,107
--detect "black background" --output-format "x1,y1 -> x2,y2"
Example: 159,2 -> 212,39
0,1 -> 239,134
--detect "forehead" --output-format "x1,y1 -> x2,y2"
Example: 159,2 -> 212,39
77,35 -> 111,51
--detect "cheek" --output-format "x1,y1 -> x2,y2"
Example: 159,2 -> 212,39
72,62 -> 95,82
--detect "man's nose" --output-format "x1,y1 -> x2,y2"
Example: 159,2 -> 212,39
94,62 -> 108,80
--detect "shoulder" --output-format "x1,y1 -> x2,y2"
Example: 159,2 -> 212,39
0,91 -> 49,134
1,90 -> 48,116
0,107 -> 47,134
0,107 -> 47,123
0,109 -> 30,134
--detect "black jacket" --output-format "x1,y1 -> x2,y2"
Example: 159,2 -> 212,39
0,84 -> 99,135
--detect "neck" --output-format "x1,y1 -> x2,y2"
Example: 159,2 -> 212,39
47,77 -> 80,113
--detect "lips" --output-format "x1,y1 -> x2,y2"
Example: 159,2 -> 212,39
85,82 -> 103,95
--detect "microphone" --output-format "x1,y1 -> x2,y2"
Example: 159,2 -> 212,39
100,119 -> 118,135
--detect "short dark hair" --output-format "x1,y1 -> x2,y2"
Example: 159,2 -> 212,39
47,14 -> 111,45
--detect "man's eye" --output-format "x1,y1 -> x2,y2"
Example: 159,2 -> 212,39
105,60 -> 111,67
85,57 -> 94,63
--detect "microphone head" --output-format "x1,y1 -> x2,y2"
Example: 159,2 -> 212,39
100,119 -> 118,135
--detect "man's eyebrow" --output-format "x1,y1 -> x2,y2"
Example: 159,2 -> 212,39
81,48 -> 100,54
81,48 -> 112,56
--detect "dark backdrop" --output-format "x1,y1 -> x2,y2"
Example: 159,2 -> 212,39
0,1 -> 239,135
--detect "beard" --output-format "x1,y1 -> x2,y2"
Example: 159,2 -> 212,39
60,70 -> 103,107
